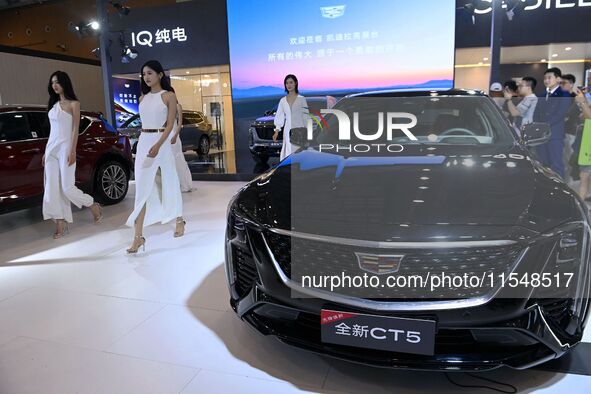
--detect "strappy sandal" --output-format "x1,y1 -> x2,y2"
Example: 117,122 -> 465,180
174,218 -> 186,238
91,203 -> 103,223
126,235 -> 146,254
53,220 -> 69,239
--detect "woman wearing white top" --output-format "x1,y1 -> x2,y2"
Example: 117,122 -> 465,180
170,101 -> 193,192
272,74 -> 310,160
42,71 -> 102,239
126,60 -> 185,253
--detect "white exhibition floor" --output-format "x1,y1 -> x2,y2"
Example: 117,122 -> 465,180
1,181 -> 591,394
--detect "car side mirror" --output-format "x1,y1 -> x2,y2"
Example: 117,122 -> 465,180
521,122 -> 551,146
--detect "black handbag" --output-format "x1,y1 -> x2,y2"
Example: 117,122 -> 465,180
289,127 -> 308,147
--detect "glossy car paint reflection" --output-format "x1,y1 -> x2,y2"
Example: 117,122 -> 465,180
0,105 -> 132,213
225,90 -> 591,371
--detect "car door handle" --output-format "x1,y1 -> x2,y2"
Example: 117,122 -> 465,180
21,148 -> 41,154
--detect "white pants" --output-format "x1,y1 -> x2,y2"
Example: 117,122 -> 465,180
43,148 -> 94,223
172,136 -> 193,192
126,132 -> 183,227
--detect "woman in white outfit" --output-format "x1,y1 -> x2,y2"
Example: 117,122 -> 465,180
126,60 -> 185,253
42,71 -> 102,239
273,74 -> 310,160
170,101 -> 193,192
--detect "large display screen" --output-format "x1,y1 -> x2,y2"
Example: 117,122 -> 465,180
227,0 -> 455,99
226,0 -> 456,174
112,78 -> 141,128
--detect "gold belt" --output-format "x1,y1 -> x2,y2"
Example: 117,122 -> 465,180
142,128 -> 165,133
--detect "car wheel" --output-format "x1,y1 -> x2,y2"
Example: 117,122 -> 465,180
252,153 -> 269,164
94,160 -> 129,205
197,136 -> 210,155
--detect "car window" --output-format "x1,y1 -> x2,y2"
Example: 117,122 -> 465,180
79,117 -> 91,134
27,112 -> 50,138
195,113 -> 204,122
316,96 -> 515,147
307,99 -> 329,114
126,115 -> 142,128
0,112 -> 33,142
183,113 -> 200,124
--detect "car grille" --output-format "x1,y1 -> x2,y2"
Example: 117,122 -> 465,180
233,244 -> 257,298
255,126 -> 276,140
264,230 -> 524,299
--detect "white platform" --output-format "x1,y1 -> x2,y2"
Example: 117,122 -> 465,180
0,181 -> 590,393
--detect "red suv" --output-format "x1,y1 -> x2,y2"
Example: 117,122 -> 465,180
0,105 -> 132,214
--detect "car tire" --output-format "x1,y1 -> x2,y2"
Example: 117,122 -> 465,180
94,160 -> 129,205
253,153 -> 269,164
197,136 -> 210,155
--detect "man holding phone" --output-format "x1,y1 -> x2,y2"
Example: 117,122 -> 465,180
504,76 -> 538,131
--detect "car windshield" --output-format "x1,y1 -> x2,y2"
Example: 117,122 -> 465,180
315,96 -> 515,147
122,114 -> 141,128
306,99 -> 329,113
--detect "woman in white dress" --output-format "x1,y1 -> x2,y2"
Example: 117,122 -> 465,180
42,71 -> 102,239
170,102 -> 193,192
273,74 -> 310,160
126,60 -> 185,253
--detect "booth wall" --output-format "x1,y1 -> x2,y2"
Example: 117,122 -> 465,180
0,51 -> 105,113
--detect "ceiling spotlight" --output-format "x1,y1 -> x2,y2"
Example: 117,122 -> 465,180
91,47 -> 100,59
110,1 -> 130,16
457,0 -> 477,25
505,0 -> 535,21
69,20 -> 100,38
552,53 -> 558,58
483,57 -> 489,61
121,46 -> 138,63
565,47 -> 572,51
541,58 -> 547,62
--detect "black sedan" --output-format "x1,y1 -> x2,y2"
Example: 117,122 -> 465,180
225,89 -> 590,371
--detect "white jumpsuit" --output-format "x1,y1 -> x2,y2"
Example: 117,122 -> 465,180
43,102 -> 94,223
125,91 -> 183,227
171,123 -> 193,192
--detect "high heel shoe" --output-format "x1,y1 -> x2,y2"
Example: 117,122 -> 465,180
174,218 -> 186,238
53,221 -> 69,239
91,203 -> 103,223
126,235 -> 146,254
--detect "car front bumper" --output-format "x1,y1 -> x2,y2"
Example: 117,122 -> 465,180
225,213 -> 590,371
249,127 -> 282,156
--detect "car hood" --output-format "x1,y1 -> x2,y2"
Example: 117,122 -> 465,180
239,144 -> 581,241
253,115 -> 275,124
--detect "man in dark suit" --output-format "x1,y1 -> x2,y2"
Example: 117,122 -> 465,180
533,67 -> 572,177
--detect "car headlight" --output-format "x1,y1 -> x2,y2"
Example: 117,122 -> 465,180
533,222 -> 590,323
557,231 -> 582,264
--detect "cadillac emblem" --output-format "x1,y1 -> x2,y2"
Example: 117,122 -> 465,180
355,253 -> 404,275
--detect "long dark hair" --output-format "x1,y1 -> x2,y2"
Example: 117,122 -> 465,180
284,74 -> 299,94
140,60 -> 173,94
47,71 -> 78,111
